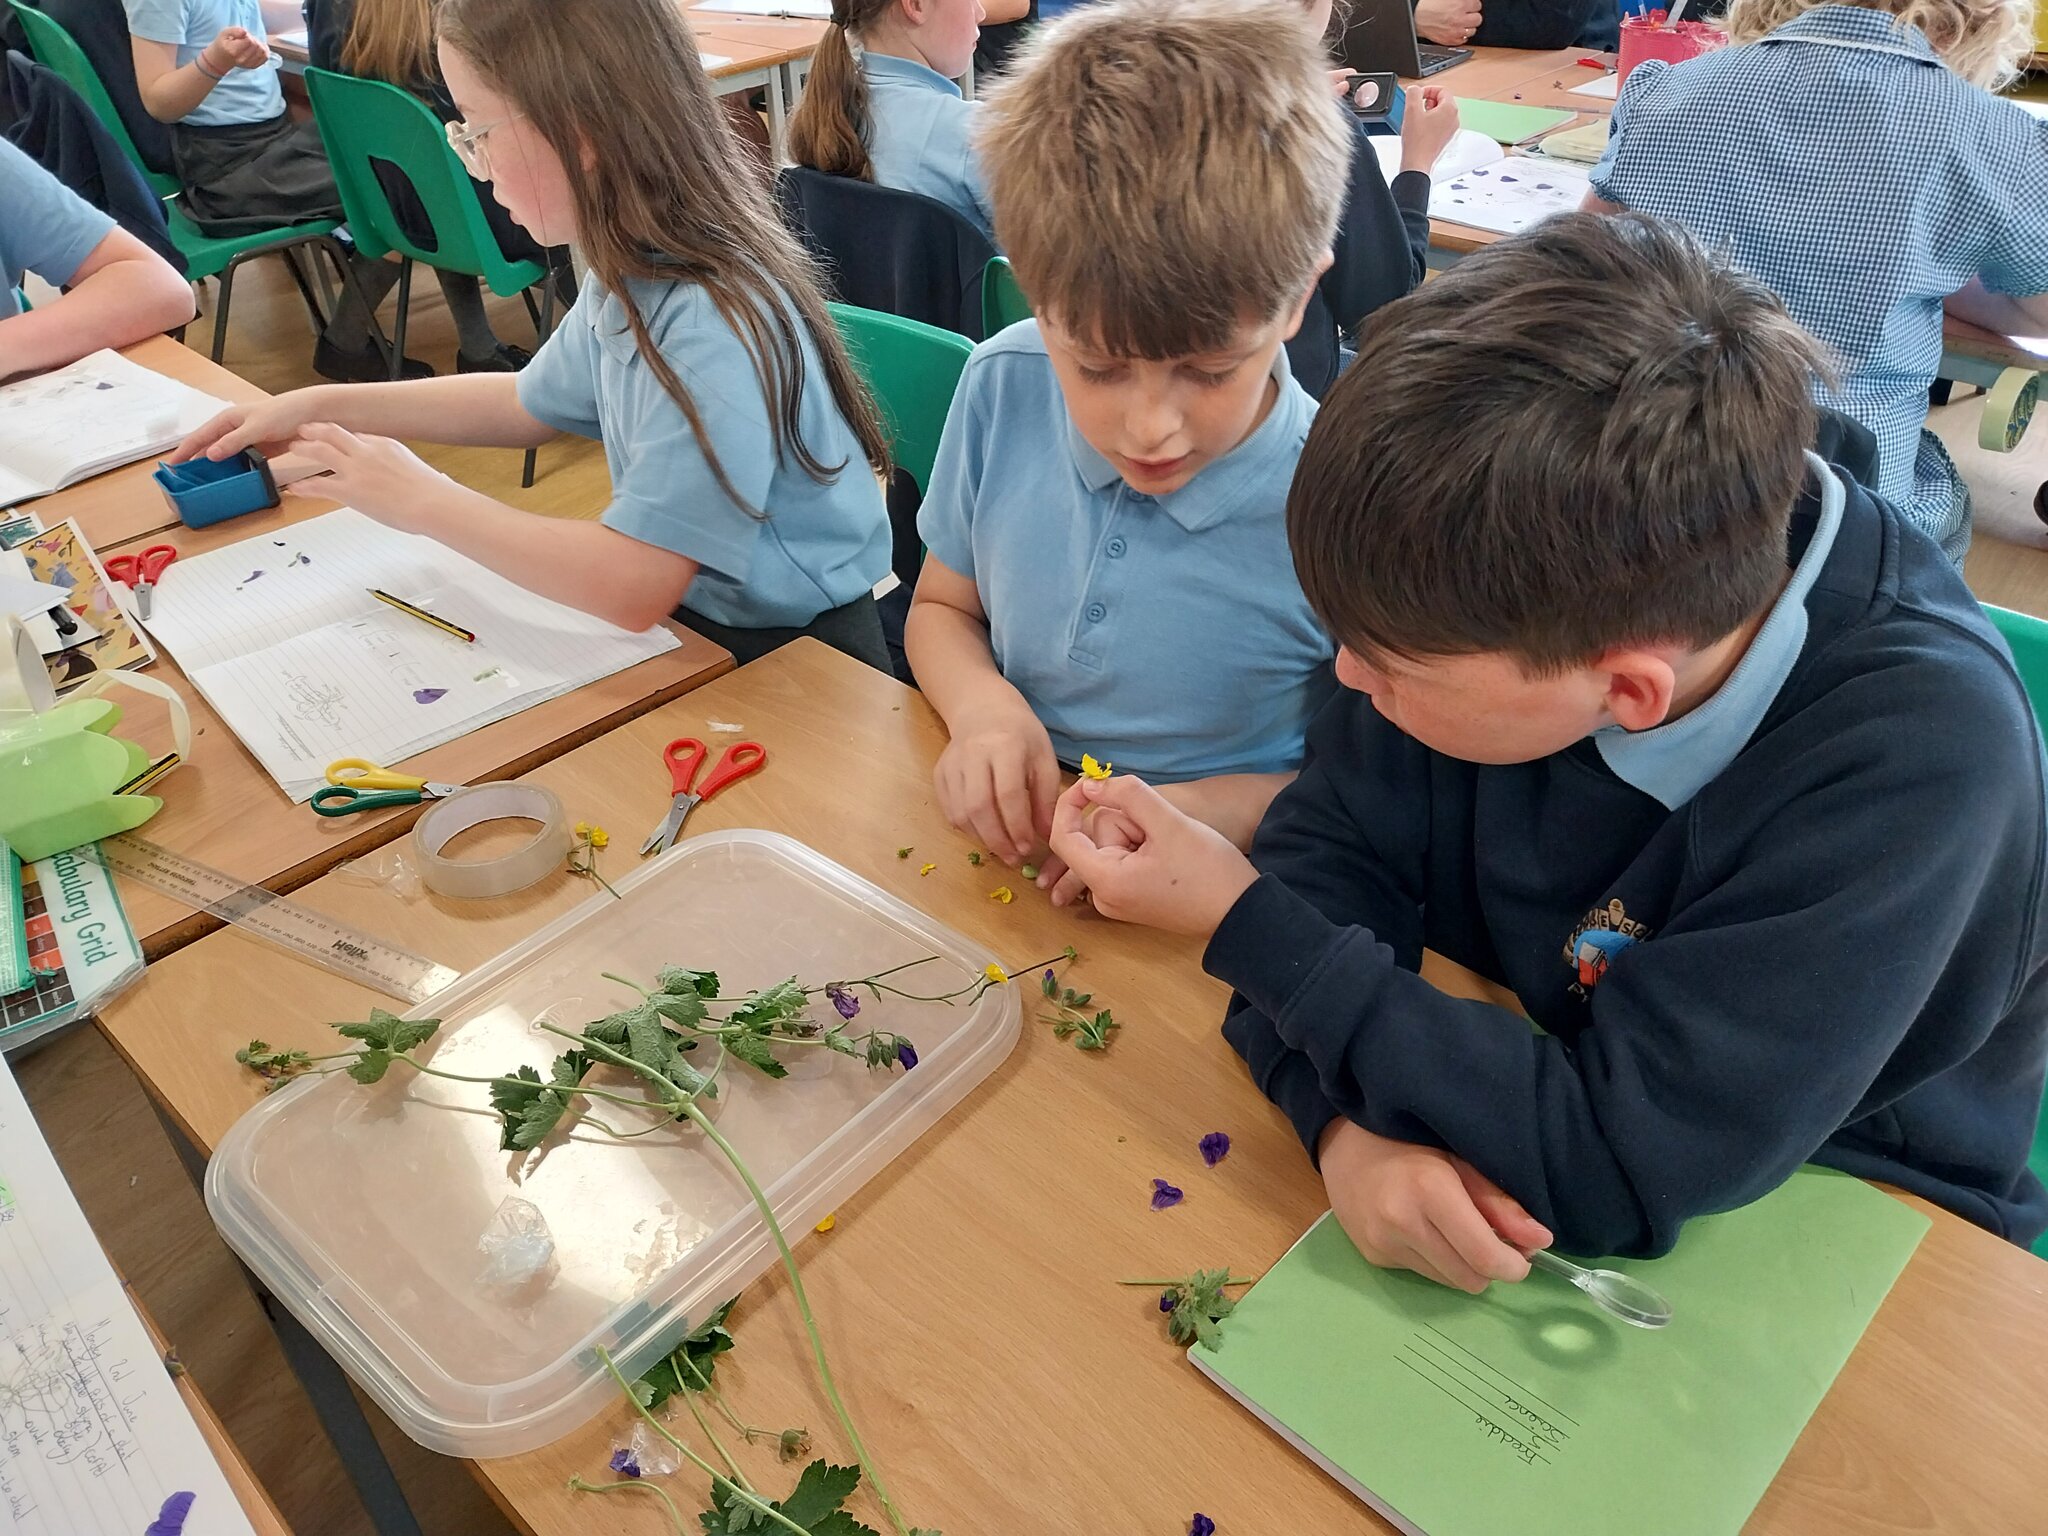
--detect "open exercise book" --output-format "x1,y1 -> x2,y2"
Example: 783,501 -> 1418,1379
1372,129 -> 1593,238
142,508 -> 681,802
0,352 -> 228,508
0,1053 -> 256,1535
1193,1167 -> 1930,1536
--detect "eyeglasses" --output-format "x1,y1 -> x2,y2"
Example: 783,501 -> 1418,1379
445,114 -> 522,180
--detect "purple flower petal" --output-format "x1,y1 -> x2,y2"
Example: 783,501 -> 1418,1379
826,984 -> 860,1020
1158,1290 -> 1177,1313
1190,1516 -> 1216,1536
1150,1178 -> 1184,1211
412,688 -> 447,704
895,1040 -> 918,1070
609,1447 -> 642,1478
146,1492 -> 196,1536
1199,1131 -> 1231,1168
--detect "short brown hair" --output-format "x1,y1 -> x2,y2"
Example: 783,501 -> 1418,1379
1288,212 -> 1828,671
976,0 -> 1350,358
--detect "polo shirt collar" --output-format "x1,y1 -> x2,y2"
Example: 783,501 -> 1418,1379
1063,345 -> 1309,532
1758,7 -> 1942,64
862,51 -> 964,97
1595,453 -> 1844,811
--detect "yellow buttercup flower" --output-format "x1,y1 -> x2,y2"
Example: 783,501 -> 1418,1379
1081,754 -> 1112,781
574,821 -> 591,837
814,1213 -> 836,1233
983,963 -> 1009,985
588,827 -> 609,849
919,862 -> 936,876
989,887 -> 1015,905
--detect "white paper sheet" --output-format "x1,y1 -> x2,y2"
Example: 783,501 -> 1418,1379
0,353 -> 227,508
1428,159 -> 1592,237
0,1055 -> 256,1535
1369,128 -> 1505,187
141,509 -> 682,801
1569,72 -> 1620,99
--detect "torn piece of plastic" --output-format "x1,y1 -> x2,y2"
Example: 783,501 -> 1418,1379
630,1420 -> 681,1477
333,844 -> 425,899
704,720 -> 746,734
478,1196 -> 558,1294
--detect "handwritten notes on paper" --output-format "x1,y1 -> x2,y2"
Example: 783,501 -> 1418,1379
0,1057 -> 254,1535
1395,1326 -> 1572,1468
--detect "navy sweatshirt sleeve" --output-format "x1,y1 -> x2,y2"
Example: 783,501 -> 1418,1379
1460,0 -> 1618,51
1318,122 -> 1429,339
1210,651 -> 2046,1257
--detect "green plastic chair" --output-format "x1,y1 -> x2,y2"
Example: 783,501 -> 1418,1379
981,256 -> 1031,338
304,67 -> 562,482
10,0 -> 343,362
1983,603 -> 2048,1257
828,302 -> 972,591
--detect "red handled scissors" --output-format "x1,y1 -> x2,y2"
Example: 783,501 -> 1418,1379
105,543 -> 178,621
639,737 -> 767,856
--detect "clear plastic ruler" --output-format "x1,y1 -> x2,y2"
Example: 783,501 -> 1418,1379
92,836 -> 460,1004
0,842 -> 27,995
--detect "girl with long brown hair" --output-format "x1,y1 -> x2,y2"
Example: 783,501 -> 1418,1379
787,0 -> 1019,241
172,0 -> 897,668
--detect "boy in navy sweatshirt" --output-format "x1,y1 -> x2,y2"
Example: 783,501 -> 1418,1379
1048,212 -> 2048,1290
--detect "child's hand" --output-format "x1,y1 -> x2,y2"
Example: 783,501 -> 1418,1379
1412,0 -> 1482,45
1033,801 -> 1142,908
205,26 -> 270,72
1046,775 -> 1257,935
1319,1119 -> 1552,1294
1399,84 -> 1461,175
932,702 -> 1060,864
283,423 -> 447,532
174,395 -> 321,464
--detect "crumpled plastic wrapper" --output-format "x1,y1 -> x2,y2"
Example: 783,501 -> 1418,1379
334,844 -> 425,900
477,1195 -> 557,1295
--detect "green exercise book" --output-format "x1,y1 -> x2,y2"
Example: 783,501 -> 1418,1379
1191,1168 -> 1930,1536
1453,99 -> 1576,146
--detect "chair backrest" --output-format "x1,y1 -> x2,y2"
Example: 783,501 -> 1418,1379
1982,602 -> 2048,1256
9,0 -> 173,194
829,302 -> 973,588
980,256 -> 1030,337
777,166 -> 995,341
304,67 -> 541,294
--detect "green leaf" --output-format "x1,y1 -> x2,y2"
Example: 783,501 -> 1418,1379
235,1039 -> 315,1083
627,1011 -> 682,1075
488,1064 -> 570,1152
895,847 -> 912,859
657,966 -> 721,998
654,991 -> 710,1032
585,1007 -> 646,1047
630,1379 -> 656,1409
724,1032 -> 789,1080
345,1049 -> 393,1084
638,1298 -> 740,1409
699,1461 -> 878,1536
966,851 -> 982,866
728,979 -> 809,1030
510,1092 -> 569,1151
821,1030 -> 861,1058
334,1008 -> 439,1055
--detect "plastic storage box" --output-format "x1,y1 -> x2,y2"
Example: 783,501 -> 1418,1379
206,830 -> 1020,1457
152,449 -> 279,528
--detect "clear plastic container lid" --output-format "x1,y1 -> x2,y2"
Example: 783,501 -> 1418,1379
205,830 -> 1020,1457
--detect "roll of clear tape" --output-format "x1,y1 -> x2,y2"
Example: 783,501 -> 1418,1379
411,783 -> 572,899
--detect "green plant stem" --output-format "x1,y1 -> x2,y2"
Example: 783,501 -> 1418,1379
681,1353 -> 770,1445
673,1096 -> 913,1536
566,1477 -> 687,1535
391,1057 -> 655,1115
677,1377 -> 751,1489
1117,1276 -> 1256,1288
596,1349 -> 812,1536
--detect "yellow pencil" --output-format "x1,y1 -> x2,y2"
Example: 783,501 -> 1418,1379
116,752 -> 181,796
368,588 -> 477,644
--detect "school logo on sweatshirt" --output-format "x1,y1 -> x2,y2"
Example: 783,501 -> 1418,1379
1564,898 -> 1652,996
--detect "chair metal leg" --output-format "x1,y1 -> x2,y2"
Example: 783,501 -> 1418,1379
388,259 -> 413,381
210,260 -> 238,364
278,245 -> 329,334
519,268 -> 562,489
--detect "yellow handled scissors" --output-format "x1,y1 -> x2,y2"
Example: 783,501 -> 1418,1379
311,758 -> 463,817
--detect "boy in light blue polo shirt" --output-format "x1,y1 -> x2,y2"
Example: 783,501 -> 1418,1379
516,272 -> 892,655
0,141 -> 194,379
788,0 -> 994,242
904,0 -> 1350,898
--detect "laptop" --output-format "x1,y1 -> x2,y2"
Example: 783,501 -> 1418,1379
1338,2 -> 1472,78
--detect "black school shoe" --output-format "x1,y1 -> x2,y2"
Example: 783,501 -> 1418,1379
455,342 -> 533,374
313,335 -> 434,382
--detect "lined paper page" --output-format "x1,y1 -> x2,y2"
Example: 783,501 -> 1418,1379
0,1057 -> 255,1536
0,353 -> 227,506
144,509 -> 680,800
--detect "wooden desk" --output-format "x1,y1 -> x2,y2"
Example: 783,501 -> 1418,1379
21,338 -> 270,551
96,640 -> 2048,1536
90,490 -> 732,959
125,1279 -> 292,1536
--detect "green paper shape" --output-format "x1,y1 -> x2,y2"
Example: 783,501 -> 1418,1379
0,700 -> 160,860
1453,99 -> 1576,146
1193,1167 -> 1930,1536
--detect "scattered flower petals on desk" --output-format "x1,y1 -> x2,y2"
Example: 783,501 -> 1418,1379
1150,1178 -> 1184,1211
145,1492 -> 195,1536
989,885 -> 1015,904
896,846 -> 913,859
1190,1515 -> 1216,1536
918,862 -> 936,876
412,688 -> 447,705
815,1213 -> 837,1234
608,1448 -> 642,1479
1199,1132 -> 1231,1168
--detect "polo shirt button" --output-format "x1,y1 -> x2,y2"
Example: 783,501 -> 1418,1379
1106,537 -> 1127,558
1086,602 -> 1107,623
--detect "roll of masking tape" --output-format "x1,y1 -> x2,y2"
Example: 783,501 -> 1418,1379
412,782 -> 572,899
